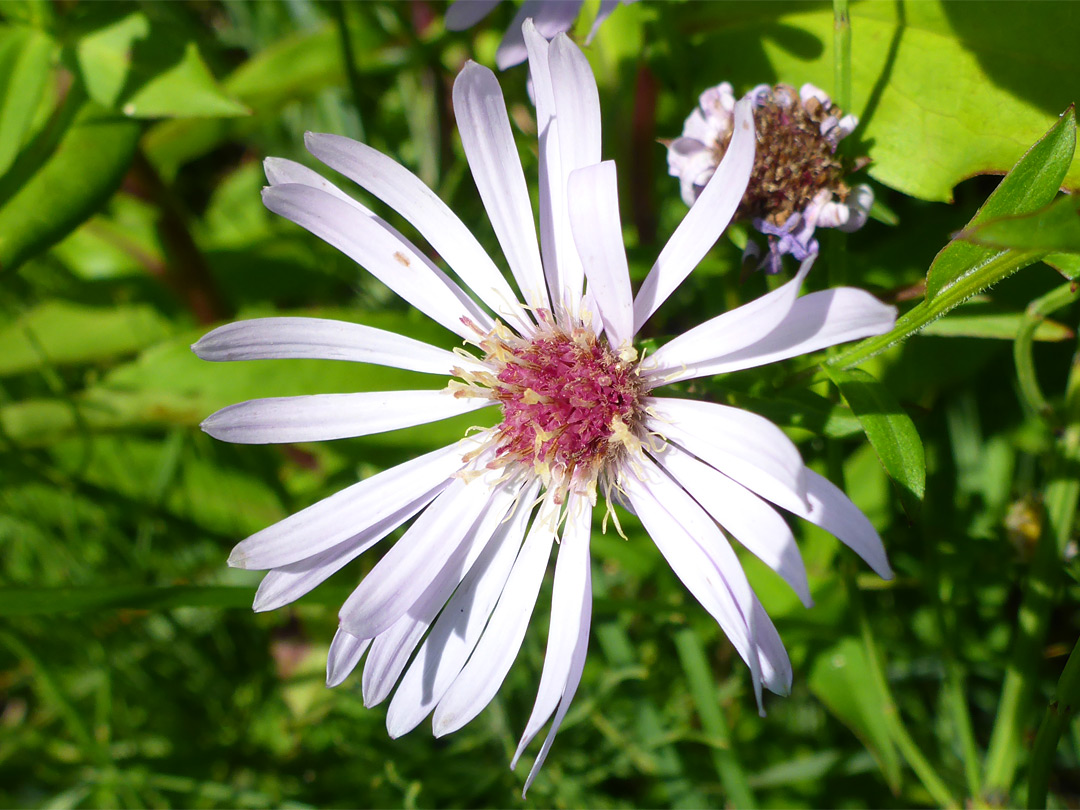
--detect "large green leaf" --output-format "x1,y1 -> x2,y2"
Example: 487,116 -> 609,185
0,24 -> 54,177
0,301 -> 173,376
960,194 -> 1080,255
825,367 -> 925,520
74,8 -> 247,119
675,1 -> 1080,201
927,110 -> 1076,299
0,103 -> 140,273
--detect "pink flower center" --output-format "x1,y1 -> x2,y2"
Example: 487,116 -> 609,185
487,326 -> 645,479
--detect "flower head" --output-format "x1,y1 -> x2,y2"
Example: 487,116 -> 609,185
196,23 -> 896,794
445,0 -> 633,69
668,81 -> 873,273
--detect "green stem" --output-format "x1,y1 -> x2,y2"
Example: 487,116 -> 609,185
846,572 -> 959,807
673,628 -> 755,808
1027,635 -> 1080,808
833,0 -> 852,112
983,347 -> 1080,797
1014,282 -> 1080,420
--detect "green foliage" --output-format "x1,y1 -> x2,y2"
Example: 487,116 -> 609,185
3,2 -> 1080,809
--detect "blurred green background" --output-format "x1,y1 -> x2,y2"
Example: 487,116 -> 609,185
2,0 -> 1080,806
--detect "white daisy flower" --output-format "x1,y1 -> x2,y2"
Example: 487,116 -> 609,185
195,23 -> 896,794
445,0 -> 634,69
668,81 -> 874,273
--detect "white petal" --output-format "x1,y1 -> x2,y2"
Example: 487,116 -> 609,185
252,484 -> 442,613
453,62 -> 549,315
521,552 -> 591,796
445,0 -> 502,31
567,161 -> 634,349
432,488 -> 560,736
647,397 -> 808,512
621,458 -> 788,703
193,317 -> 464,376
546,32 -> 601,319
201,389 -> 491,445
385,478 -> 541,737
496,1 -> 583,70
633,99 -> 756,333
663,287 -> 897,379
362,477 -> 525,709
645,253 -> 815,383
338,469 -> 507,640
523,24 -> 577,321
512,494 -> 592,766
263,183 -> 491,339
653,441 -> 810,605
228,440 -> 467,570
786,469 -> 893,579
264,157 -> 368,209
326,629 -> 371,688
303,134 -> 532,334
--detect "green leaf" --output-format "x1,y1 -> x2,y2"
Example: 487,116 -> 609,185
674,1 -> 1080,202
0,103 -> 140,273
809,638 -> 902,791
828,112 -> 1077,370
825,367 -> 925,520
0,24 -> 53,177
74,9 -> 247,119
918,301 -> 1074,342
1045,252 -> 1080,280
0,301 -> 173,376
961,194 -> 1080,254
927,109 -> 1076,299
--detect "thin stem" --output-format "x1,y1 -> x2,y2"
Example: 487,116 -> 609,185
673,628 -> 755,808
1014,282 -> 1080,420
833,0 -> 852,112
984,344 -> 1080,797
846,571 -> 959,807
1028,635 -> 1080,808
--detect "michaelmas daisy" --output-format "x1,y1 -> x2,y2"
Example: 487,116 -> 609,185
195,22 -> 896,794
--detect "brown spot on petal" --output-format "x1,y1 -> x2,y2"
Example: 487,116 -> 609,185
393,251 -> 411,267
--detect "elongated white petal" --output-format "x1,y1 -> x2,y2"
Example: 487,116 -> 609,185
193,317 -> 463,376
454,62 -> 549,315
497,0 -> 583,70
339,470 -> 503,640
445,0 -> 501,30
545,32 -> 600,319
432,489 -> 560,736
327,630 -> 371,688
228,440 -> 467,569
386,479 -> 540,737
362,477 -> 525,709
633,99 -> 756,333
567,162 -> 634,349
264,157 -> 367,210
622,458 -> 791,702
645,253 -> 815,382
522,22 -> 570,319
652,441 -> 811,607
786,469 -> 893,578
521,553 -> 591,797
201,389 -> 491,445
303,133 -> 532,333
263,183 -> 491,339
512,494 -> 592,765
648,397 -> 808,512
666,287 -> 897,380
252,483 -> 443,613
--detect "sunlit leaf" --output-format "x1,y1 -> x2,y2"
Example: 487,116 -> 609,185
0,103 -> 140,273
0,301 -> 173,376
826,367 -> 925,520
74,8 -> 247,119
0,23 -> 54,177
918,301 -> 1074,342
961,194 -> 1080,255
